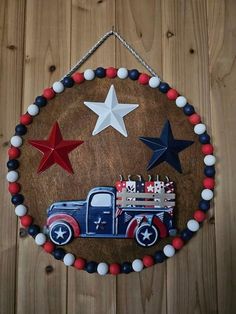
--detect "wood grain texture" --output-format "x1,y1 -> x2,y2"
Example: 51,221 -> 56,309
0,0 -> 235,313
162,1 -> 218,313
16,1 -> 71,314
0,1 -> 26,314
68,2 -> 117,314
115,2 -> 168,313
207,0 -> 236,313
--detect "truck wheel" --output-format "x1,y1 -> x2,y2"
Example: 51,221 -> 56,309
135,223 -> 158,247
49,220 -> 73,245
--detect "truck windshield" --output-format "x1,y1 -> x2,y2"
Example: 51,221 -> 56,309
90,193 -> 112,207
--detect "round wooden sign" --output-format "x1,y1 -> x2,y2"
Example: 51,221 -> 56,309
7,67 -> 215,275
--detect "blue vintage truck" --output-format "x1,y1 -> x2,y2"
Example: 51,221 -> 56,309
46,185 -> 176,247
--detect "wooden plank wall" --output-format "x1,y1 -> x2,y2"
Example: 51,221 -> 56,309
0,0 -> 235,313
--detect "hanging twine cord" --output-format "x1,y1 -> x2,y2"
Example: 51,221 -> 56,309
60,30 -> 158,81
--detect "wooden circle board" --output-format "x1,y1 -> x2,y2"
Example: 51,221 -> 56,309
19,77 -> 204,263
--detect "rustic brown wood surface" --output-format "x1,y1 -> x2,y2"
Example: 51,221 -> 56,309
0,0 -> 235,313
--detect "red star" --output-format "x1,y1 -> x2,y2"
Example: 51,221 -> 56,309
28,122 -> 84,174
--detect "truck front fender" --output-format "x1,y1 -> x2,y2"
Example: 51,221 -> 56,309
47,214 -> 80,237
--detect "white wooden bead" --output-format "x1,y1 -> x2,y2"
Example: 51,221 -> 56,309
149,76 -> 161,88
84,69 -> 95,81
27,104 -> 39,116
63,253 -> 75,266
163,244 -> 175,257
201,189 -> 214,200
6,171 -> 19,182
10,135 -> 22,147
97,262 -> 109,275
15,204 -> 27,217
35,233 -> 47,246
187,219 -> 200,232
52,81 -> 64,93
132,259 -> 144,272
194,123 -> 206,135
204,155 -> 216,166
117,67 -> 128,79
175,96 -> 187,108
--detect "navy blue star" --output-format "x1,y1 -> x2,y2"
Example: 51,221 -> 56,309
139,120 -> 194,173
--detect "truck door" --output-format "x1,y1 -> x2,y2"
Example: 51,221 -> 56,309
87,192 -> 114,235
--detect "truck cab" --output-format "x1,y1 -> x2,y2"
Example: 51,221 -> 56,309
86,187 -> 116,235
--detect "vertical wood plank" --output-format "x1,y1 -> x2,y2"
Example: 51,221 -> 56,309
67,1 -> 117,313
115,0 -> 162,72
161,1 -> 218,313
207,0 -> 236,313
115,1 -> 167,314
16,1 -> 71,313
0,1 -> 26,313
71,0 -> 116,70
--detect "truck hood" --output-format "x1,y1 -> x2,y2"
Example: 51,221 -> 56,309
47,199 -> 86,212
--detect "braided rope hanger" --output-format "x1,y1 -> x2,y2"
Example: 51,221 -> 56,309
60,30 -> 158,81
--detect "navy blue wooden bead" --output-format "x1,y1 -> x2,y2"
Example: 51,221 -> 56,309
199,199 -> 210,211
121,262 -> 133,274
180,228 -> 193,241
11,193 -> 24,205
86,261 -> 97,273
204,166 -> 215,177
199,133 -> 210,144
183,104 -> 195,116
62,77 -> 74,88
128,69 -> 140,80
7,159 -> 19,170
15,124 -> 27,136
95,67 -> 106,78
35,96 -> 47,107
28,224 -> 40,237
53,248 -> 66,260
154,251 -> 166,263
158,82 -> 170,93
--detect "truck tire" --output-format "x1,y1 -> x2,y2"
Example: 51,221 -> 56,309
49,220 -> 73,245
135,223 -> 159,247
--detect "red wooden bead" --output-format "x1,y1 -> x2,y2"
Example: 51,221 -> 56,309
188,113 -> 201,125
20,113 -> 33,125
74,258 -> 86,270
143,255 -> 154,267
43,241 -> 55,253
138,73 -> 150,85
43,88 -> 55,100
106,67 -> 117,78
109,263 -> 121,275
72,72 -> 85,84
8,182 -> 21,194
203,177 -> 215,189
20,215 -> 33,228
8,147 -> 21,159
202,144 -> 214,155
194,210 -> 206,222
172,237 -> 184,250
167,88 -> 179,100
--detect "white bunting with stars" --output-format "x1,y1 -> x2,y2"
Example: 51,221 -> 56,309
84,84 -> 139,137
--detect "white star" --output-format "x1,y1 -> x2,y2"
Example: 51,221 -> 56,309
141,228 -> 153,240
94,217 -> 107,230
55,227 -> 67,239
147,185 -> 154,192
84,85 -> 139,137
